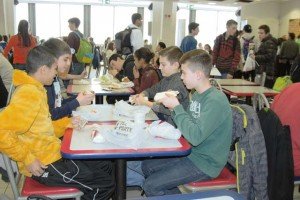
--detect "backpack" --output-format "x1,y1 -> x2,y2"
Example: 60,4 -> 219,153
242,36 -> 255,60
290,56 -> 300,83
74,32 -> 93,64
115,27 -> 137,55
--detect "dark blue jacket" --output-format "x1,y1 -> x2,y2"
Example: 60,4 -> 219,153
45,78 -> 79,120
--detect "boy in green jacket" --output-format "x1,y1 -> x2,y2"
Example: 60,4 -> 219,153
141,49 -> 232,196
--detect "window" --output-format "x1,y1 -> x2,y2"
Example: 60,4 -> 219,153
91,5 -> 114,45
60,4 -> 84,37
195,10 -> 218,48
143,7 -> 151,43
15,3 -> 29,34
195,9 -> 237,48
35,3 -> 60,40
114,6 -> 137,34
176,8 -> 189,46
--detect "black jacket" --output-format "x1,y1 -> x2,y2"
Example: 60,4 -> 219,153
258,109 -> 294,200
0,76 -> 8,108
115,55 -> 135,81
255,34 -> 277,76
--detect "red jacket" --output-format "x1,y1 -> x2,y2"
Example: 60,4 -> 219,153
133,65 -> 159,93
3,34 -> 37,64
271,83 -> 300,176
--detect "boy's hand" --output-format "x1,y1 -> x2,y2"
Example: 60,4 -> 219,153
133,66 -> 140,79
80,69 -> 87,79
134,94 -> 145,105
158,93 -> 180,109
76,92 -> 95,106
27,159 -> 47,177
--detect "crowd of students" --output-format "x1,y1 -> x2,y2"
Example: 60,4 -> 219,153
0,12 -> 299,200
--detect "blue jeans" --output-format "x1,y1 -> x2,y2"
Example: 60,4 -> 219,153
127,161 -> 144,187
142,157 -> 211,196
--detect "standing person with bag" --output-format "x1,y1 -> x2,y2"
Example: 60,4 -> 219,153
67,17 -> 86,75
240,25 -> 257,81
250,25 -> 277,88
3,20 -> 37,70
126,13 -> 143,54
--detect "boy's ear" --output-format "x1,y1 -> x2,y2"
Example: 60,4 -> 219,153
195,70 -> 205,80
173,61 -> 180,69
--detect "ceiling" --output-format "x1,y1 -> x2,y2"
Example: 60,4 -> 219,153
19,0 -> 292,7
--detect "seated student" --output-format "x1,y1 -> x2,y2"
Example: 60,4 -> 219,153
43,38 -> 94,121
132,46 -> 189,125
108,53 -> 135,82
0,46 -> 115,200
133,47 -> 160,93
141,49 -> 232,196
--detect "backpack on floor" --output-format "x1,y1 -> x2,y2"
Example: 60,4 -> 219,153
115,27 -> 136,55
74,32 -> 93,64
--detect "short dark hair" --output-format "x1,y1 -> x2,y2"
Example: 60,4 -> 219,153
188,22 -> 199,33
289,32 -> 295,40
108,53 -> 123,65
43,38 -> 71,59
26,46 -> 56,74
134,47 -> 154,63
132,13 -> 142,24
258,25 -> 270,34
243,24 -> 252,33
158,42 -> 166,49
180,49 -> 212,78
226,19 -> 238,28
159,46 -> 183,65
68,17 -> 80,28
3,35 -> 8,42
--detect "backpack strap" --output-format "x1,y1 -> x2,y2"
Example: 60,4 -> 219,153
73,31 -> 82,39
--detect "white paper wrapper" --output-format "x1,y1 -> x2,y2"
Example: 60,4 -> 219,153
148,120 -> 181,140
114,100 -> 151,118
154,91 -> 179,102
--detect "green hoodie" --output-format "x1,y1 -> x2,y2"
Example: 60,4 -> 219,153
172,87 -> 232,177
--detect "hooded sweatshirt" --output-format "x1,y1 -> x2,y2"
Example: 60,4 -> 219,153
0,70 -> 62,176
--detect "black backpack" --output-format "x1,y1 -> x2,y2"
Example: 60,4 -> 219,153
291,55 -> 300,83
115,27 -> 136,55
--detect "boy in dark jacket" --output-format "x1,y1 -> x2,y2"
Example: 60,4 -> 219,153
250,25 -> 277,88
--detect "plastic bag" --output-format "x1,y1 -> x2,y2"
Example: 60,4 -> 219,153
243,53 -> 256,72
102,120 -> 149,149
148,120 -> 181,140
114,100 -> 150,118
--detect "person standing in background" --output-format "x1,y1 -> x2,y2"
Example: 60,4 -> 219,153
3,20 -> 37,70
240,24 -> 257,81
250,25 -> 277,88
128,13 -> 144,53
180,22 -> 199,53
212,19 -> 240,79
279,32 -> 299,76
66,17 -> 85,75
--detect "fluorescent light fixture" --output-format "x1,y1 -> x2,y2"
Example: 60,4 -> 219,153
208,2 -> 217,5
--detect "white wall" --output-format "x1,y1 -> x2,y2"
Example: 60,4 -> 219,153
241,1 -> 280,38
241,0 -> 300,39
0,0 -> 14,35
279,0 -> 300,37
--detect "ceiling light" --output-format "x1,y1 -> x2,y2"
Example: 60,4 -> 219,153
208,2 -> 216,5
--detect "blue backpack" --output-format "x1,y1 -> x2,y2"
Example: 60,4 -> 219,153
242,36 -> 254,59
